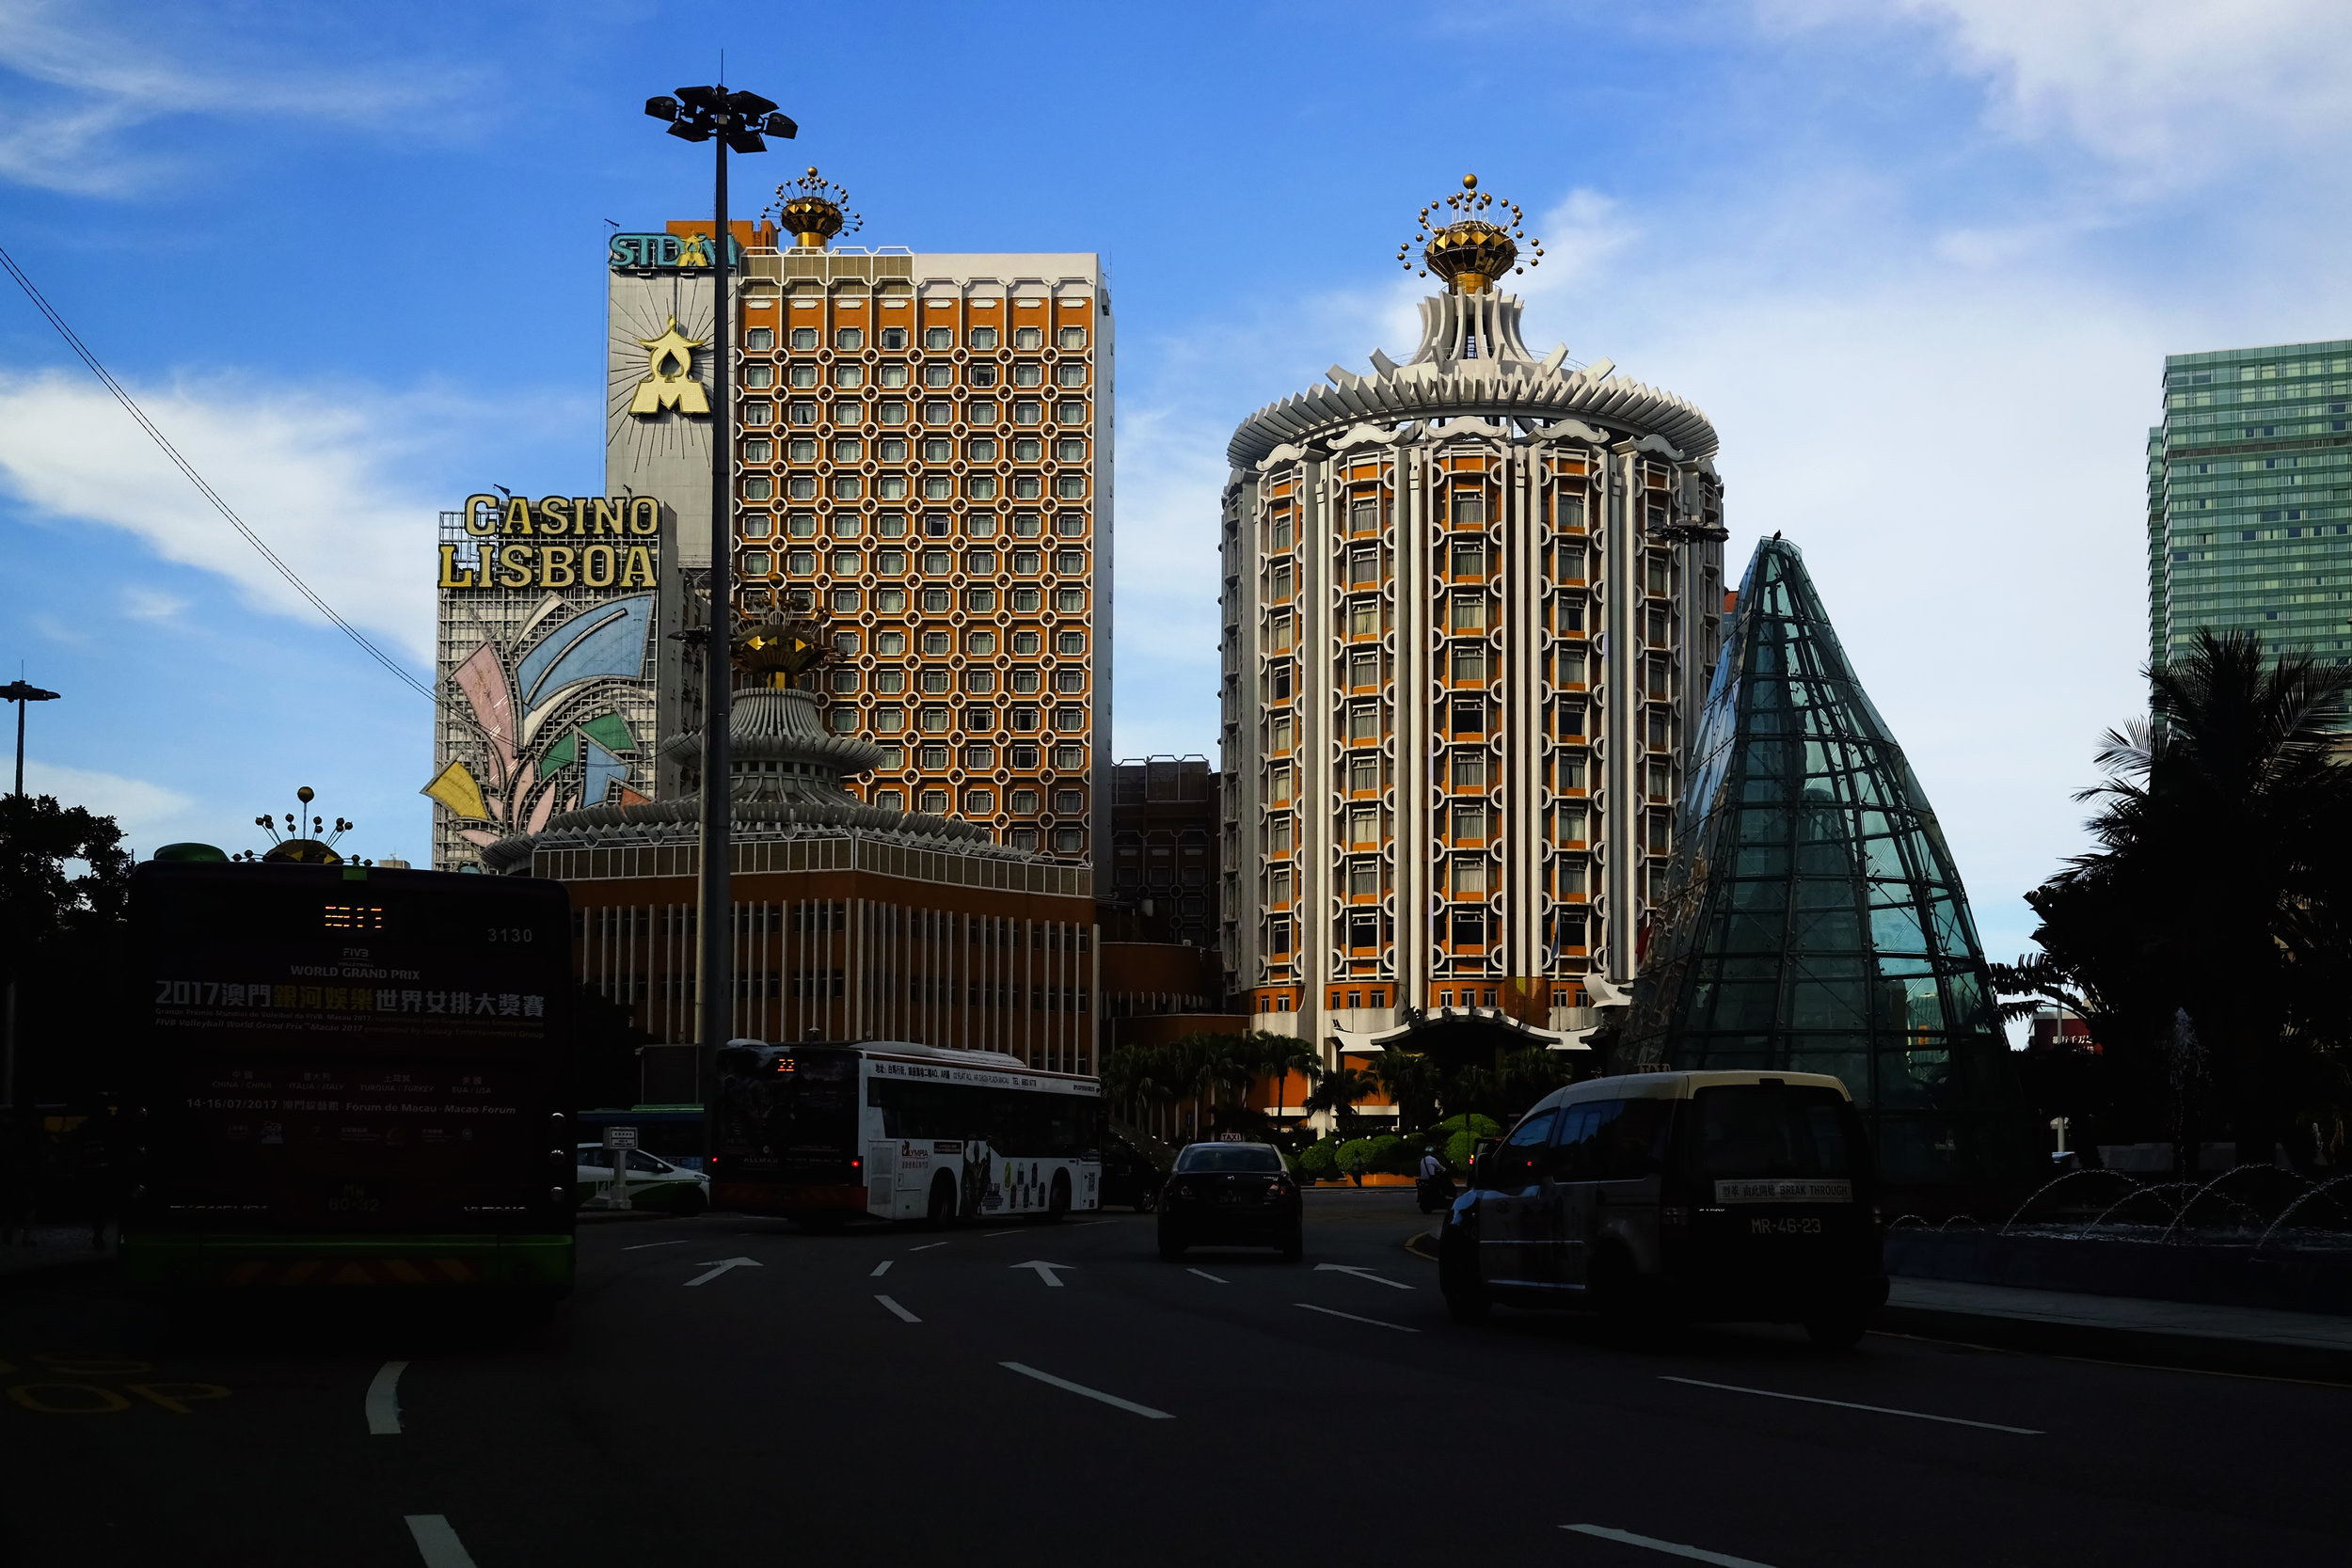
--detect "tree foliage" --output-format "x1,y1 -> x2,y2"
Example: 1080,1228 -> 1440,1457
1998,631 -> 2352,1163
0,794 -> 135,1104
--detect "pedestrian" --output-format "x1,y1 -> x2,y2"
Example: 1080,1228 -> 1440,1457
74,1108 -> 123,1251
0,1108 -> 43,1246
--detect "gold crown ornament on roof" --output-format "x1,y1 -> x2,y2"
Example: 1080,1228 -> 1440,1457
766,166 -> 863,250
1398,173 -> 1543,294
731,607 -> 834,688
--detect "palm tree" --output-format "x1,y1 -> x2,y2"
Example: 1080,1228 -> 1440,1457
1303,1065 -> 1383,1150
2027,629 -> 2352,1164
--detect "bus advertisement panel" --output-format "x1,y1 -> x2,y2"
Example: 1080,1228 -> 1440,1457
713,1040 -> 1101,1226
123,861 -> 576,1293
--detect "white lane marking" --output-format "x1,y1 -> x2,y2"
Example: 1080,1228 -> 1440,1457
682,1257 -> 763,1288
405,1514 -> 478,1567
1010,1259 -> 1071,1286
875,1294 -> 920,1323
909,1241 -> 950,1252
1072,1219 -> 1113,1226
1314,1262 -> 1412,1290
1186,1267 -> 1230,1285
869,1259 -> 893,1277
1295,1302 -> 1419,1333
623,1240 -> 690,1251
1562,1524 -> 1776,1566
1659,1376 -> 2043,1435
983,1228 -> 1022,1237
366,1361 -> 406,1435
1000,1361 -> 1172,1419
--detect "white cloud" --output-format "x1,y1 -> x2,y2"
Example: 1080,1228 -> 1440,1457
21,759 -> 195,848
120,585 -> 187,623
0,370 -> 444,663
1768,0 -> 2352,176
0,0 -> 483,193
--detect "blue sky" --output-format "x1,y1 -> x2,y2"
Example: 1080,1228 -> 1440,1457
3,0 -> 2348,961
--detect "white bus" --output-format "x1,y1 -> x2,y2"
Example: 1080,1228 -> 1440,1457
711,1039 -> 1102,1226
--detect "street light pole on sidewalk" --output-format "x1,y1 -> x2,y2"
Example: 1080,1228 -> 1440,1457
643,86 -> 796,1165
3,679 -> 60,798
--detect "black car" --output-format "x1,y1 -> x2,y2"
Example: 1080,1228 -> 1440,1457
1101,1135 -> 1163,1212
1156,1142 -> 1303,1261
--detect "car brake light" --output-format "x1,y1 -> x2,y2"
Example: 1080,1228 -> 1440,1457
1266,1182 -> 1290,1202
851,1158 -> 861,1170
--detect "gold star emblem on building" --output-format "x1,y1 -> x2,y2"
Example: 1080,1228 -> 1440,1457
628,316 -> 711,417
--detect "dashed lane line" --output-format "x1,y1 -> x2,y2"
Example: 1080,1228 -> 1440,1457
909,1242 -> 951,1252
1186,1268 -> 1230,1285
1295,1302 -> 1419,1333
876,1295 -> 921,1323
870,1259 -> 893,1277
1562,1524 -> 1776,1566
622,1240 -> 690,1251
405,1514 -> 478,1568
1658,1376 -> 2043,1435
1000,1361 -> 1172,1419
366,1361 -> 405,1436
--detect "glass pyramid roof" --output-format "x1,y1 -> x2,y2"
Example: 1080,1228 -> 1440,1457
1620,538 -> 2026,1191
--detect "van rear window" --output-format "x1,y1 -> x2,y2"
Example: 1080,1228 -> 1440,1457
1689,1085 -> 1856,1180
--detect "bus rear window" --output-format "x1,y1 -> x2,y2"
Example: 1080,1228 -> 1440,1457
1688,1085 -> 1857,1180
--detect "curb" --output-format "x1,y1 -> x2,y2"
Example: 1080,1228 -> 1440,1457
1875,1303 -> 2352,1386
1403,1229 -> 1439,1262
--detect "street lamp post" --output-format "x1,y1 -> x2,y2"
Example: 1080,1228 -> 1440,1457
643,86 -> 796,1166
2,678 -> 58,1111
3,679 -> 61,799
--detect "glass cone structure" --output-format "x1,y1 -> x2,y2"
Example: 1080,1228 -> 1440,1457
1619,538 -> 2026,1196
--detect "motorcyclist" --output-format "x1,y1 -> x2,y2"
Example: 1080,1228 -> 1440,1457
1418,1145 -> 1447,1180
1415,1145 -> 1454,1211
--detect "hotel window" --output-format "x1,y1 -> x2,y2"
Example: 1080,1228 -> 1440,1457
1270,562 -> 1294,600
1270,512 -> 1293,549
1454,805 -> 1487,844
745,327 -> 774,351
922,631 -> 951,656
1014,325 -> 1043,350
831,476 -> 862,499
1554,804 -> 1586,843
1057,438 -> 1087,463
1452,698 -> 1486,736
788,364 -> 818,388
1270,610 -> 1295,651
1054,548 -> 1083,576
835,327 -> 864,350
1350,498 -> 1378,533
1011,630 -> 1042,655
1053,668 -> 1086,694
1014,474 -> 1043,499
921,364 -> 955,391
830,589 -> 859,613
877,476 -> 908,499
830,706 -> 857,734
879,363 -> 909,388
1270,765 -> 1295,804
876,631 -> 907,656
924,326 -> 953,350
876,788 -> 905,811
1057,399 -> 1087,423
962,744 -> 993,769
1452,594 -> 1486,631
1451,646 -> 1485,684
1349,860 -> 1380,898
788,403 -> 817,425
873,669 -> 906,693
962,788 -> 995,815
788,436 -> 818,462
1348,650 -> 1378,688
1347,754 -> 1378,793
970,326 -> 998,349
1269,815 -> 1294,852
1557,701 -> 1585,736
1055,631 -> 1086,655
1348,806 -> 1379,847
1647,763 -> 1673,800
1348,548 -> 1381,587
874,548 -> 906,575
1451,752 -> 1487,789
741,438 -> 772,462
828,667 -> 860,693
1013,362 -> 1043,387
740,515 -> 773,540
742,365 -> 774,389
1054,587 -> 1086,612
1556,650 -> 1586,685
834,364 -> 865,389
1454,860 -> 1486,896
1270,714 -> 1294,752
922,476 -> 952,499
1057,325 -> 1087,349
1269,661 -> 1293,701
1054,474 -> 1087,499
966,630 -> 997,657
1053,828 -> 1083,853
1269,918 -> 1293,956
1557,859 -> 1587,895
1451,912 -> 1485,947
962,669 -> 996,693
875,589 -> 906,612
743,403 -> 775,425
968,436 -> 998,462
918,707 -> 951,734
1013,401 -> 1042,425
920,790 -> 948,814
880,326 -> 907,350
1452,543 -> 1486,578
1051,706 -> 1085,733
1053,788 -> 1084,814
786,514 -> 818,539
786,549 -> 815,575
740,551 -> 773,576
969,475 -> 999,499
787,476 -> 817,499
1009,828 -> 1039,851
873,707 -> 906,734
790,327 -> 818,350
1054,511 -> 1086,537
1055,361 -> 1087,387
963,588 -> 995,611
1011,587 -> 1042,611
1009,706 -> 1040,732
1010,788 -> 1041,813
1012,513 -> 1042,538
1452,491 -> 1486,527
1350,598 -> 1379,637
742,478 -> 773,500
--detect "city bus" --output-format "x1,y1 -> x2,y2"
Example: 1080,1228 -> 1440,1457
122,858 -> 576,1301
712,1039 -> 1102,1226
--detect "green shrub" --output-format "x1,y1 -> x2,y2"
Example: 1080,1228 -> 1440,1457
1430,1113 -> 1502,1172
1295,1137 -> 1340,1179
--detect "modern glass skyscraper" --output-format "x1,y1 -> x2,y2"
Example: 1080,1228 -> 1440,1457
2149,339 -> 2352,680
1619,538 -> 2025,1196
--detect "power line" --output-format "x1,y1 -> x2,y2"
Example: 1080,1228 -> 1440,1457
0,243 -> 435,703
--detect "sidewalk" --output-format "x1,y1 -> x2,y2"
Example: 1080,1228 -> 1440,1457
1881,1276 -> 2352,1383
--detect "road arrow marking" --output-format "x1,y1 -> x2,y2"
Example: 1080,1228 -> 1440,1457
1314,1262 -> 1413,1290
1010,1259 -> 1071,1287
366,1360 -> 405,1435
683,1257 -> 762,1288
869,1259 -> 892,1277
1561,1525 -> 1777,1567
